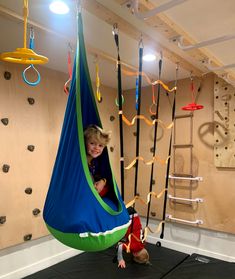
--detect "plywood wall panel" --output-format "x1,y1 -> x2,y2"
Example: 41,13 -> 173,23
122,73 -> 235,235
0,62 -> 67,249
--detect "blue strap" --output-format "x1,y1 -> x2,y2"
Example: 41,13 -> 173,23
22,30 -> 41,86
135,77 -> 139,110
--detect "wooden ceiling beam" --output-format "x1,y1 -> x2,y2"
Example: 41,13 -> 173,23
113,0 -> 235,80
83,0 -> 203,76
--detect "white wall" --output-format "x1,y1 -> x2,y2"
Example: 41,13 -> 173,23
1,220 -> 235,279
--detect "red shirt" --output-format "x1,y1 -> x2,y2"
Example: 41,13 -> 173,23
122,209 -> 145,253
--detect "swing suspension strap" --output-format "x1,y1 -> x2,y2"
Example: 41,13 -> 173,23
135,76 -> 139,110
146,53 -> 163,227
160,64 -> 178,239
113,24 -> 125,200
22,27 -> 41,86
128,39 -> 144,237
134,38 -> 144,199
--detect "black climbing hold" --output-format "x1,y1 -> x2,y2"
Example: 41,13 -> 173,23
0,216 -> 6,224
32,208 -> 41,216
4,71 -> 11,80
151,115 -> 156,120
24,234 -> 32,241
27,145 -> 35,152
150,211 -> 156,217
2,164 -> 10,173
110,115 -> 115,121
150,147 -> 154,153
133,131 -> 137,136
1,118 -> 9,126
110,146 -> 114,152
27,97 -> 35,105
152,179 -> 155,185
25,187 -> 32,195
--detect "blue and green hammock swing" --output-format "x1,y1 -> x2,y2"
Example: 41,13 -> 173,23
43,12 -> 130,252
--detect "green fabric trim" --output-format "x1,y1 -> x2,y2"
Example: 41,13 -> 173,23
75,12 -> 123,215
46,224 -> 128,252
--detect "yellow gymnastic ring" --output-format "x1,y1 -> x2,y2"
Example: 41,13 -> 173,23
0,48 -> 48,65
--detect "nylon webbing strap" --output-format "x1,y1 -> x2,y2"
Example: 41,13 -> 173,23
160,65 -> 178,239
146,54 -> 163,227
113,24 -> 125,200
134,40 -> 143,198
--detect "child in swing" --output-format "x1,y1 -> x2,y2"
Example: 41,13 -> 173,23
117,207 -> 150,268
84,124 -> 111,197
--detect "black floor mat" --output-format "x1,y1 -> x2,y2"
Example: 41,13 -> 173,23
23,243 -> 189,279
163,253 -> 235,279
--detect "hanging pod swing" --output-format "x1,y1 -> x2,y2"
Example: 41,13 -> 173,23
43,11 -> 130,252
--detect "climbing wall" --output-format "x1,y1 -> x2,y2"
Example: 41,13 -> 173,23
0,62 -> 67,249
214,77 -> 235,167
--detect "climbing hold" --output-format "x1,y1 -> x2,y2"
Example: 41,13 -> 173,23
150,211 -> 156,217
32,208 -> 41,216
151,115 -> 156,120
4,71 -> 11,80
150,147 -> 154,153
27,97 -> 35,105
110,115 -> 115,121
24,234 -> 32,241
25,187 -> 32,195
27,145 -> 35,152
2,164 -> 10,173
110,146 -> 114,152
133,131 -> 137,136
0,216 -> 6,224
1,118 -> 9,126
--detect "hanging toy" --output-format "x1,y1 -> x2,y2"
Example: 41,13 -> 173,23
95,60 -> 102,102
181,74 -> 204,111
22,27 -> 41,86
0,0 -> 48,65
64,43 -> 73,95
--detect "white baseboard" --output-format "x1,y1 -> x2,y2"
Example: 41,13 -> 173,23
0,238 -> 82,279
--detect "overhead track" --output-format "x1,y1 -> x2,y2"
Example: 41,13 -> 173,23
178,33 -> 235,51
131,0 -> 189,20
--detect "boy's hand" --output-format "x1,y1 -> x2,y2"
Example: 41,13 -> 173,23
94,180 -> 105,193
118,259 -> 126,268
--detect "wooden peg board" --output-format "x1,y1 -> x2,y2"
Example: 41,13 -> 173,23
214,77 -> 235,167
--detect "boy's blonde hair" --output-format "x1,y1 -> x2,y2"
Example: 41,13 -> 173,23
84,125 -> 111,146
133,248 -> 149,264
